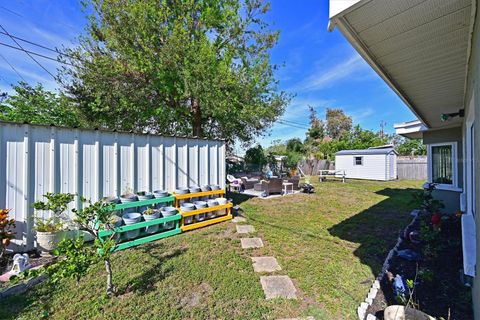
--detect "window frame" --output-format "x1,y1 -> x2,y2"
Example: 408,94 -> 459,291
427,141 -> 458,191
353,156 -> 363,166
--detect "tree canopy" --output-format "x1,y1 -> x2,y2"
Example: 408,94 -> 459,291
58,0 -> 290,145
0,82 -> 81,127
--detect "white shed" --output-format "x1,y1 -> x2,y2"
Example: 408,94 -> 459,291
335,147 -> 398,181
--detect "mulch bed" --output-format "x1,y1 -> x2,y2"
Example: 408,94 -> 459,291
367,214 -> 473,320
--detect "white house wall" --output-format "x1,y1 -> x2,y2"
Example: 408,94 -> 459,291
335,154 -> 392,181
0,122 -> 225,251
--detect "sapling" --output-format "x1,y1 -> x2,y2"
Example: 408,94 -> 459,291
32,193 -> 75,231
73,198 -> 117,295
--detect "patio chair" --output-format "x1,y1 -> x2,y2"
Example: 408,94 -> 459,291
241,177 -> 259,189
227,174 -> 243,192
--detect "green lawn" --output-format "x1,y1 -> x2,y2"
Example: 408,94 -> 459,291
0,179 -> 421,320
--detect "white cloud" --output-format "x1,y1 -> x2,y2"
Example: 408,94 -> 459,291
349,107 -> 375,123
295,54 -> 370,92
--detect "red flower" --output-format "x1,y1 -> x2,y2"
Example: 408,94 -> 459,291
431,213 -> 441,225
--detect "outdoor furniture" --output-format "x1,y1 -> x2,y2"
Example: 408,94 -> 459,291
319,170 -> 346,183
254,182 -> 264,192
282,182 -> 293,196
241,177 -> 259,189
254,178 -> 283,196
229,183 -> 241,192
287,176 -> 301,190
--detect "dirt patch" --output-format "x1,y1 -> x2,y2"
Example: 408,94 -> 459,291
179,282 -> 213,309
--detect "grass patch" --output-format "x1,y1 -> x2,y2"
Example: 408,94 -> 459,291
0,179 -> 421,319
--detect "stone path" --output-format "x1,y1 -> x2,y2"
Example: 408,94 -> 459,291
260,276 -> 297,299
240,237 -> 264,249
251,257 -> 281,273
233,214 -> 298,301
236,224 -> 255,234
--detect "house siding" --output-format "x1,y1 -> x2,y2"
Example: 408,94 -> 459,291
422,127 -> 463,213
335,154 -> 393,181
465,2 -> 480,318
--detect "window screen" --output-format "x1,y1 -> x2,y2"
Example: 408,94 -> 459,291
354,156 -> 363,166
431,145 -> 453,185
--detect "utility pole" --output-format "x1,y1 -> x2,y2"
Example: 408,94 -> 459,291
379,120 -> 386,139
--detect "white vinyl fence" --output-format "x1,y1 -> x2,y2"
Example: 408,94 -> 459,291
0,122 -> 226,251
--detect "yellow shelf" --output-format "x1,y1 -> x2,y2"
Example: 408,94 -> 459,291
179,203 -> 233,217
181,214 -> 233,232
173,189 -> 226,201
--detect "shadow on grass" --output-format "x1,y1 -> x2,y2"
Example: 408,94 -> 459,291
227,191 -> 256,207
328,187 -> 419,276
118,244 -> 187,295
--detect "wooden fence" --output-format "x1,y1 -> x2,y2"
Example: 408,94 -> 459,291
297,159 -> 334,176
396,156 -> 427,180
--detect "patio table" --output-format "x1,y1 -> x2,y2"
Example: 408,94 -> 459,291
282,182 -> 293,196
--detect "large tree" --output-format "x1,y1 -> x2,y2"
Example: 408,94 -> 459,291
60,0 -> 289,144
325,108 -> 352,140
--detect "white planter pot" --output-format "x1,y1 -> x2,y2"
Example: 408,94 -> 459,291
36,231 -> 64,253
384,305 -> 435,320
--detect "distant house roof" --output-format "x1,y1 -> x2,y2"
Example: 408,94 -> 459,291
336,148 -> 398,156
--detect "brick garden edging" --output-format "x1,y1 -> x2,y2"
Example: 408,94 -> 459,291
357,209 -> 421,320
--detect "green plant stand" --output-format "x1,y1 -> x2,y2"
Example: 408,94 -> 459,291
99,195 -> 182,252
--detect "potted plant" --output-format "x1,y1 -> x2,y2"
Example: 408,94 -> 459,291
32,193 -> 75,253
142,207 -> 161,234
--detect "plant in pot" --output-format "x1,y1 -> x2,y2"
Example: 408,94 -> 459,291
32,192 -> 75,253
0,209 -> 15,259
142,207 -> 161,234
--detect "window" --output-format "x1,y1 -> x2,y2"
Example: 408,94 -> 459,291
427,142 -> 457,189
354,156 -> 363,166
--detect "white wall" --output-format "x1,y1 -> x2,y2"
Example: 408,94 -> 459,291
335,154 -> 393,181
0,122 -> 226,251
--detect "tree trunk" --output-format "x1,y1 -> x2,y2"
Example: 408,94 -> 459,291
104,259 -> 114,296
191,97 -> 202,138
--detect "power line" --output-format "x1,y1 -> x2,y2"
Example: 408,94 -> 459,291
0,24 -> 56,79
0,41 -> 75,67
277,120 -> 309,130
280,119 -> 310,127
0,53 -> 26,82
0,5 -> 23,17
0,31 -> 80,61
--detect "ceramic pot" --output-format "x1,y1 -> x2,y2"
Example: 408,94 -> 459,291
181,203 -> 196,224
161,206 -> 177,230
143,210 -> 161,234
193,201 -> 207,221
36,231 -> 64,253
122,212 -> 142,239
120,194 -> 138,214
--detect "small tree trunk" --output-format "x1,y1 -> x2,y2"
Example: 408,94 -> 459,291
104,259 -> 114,296
191,97 -> 202,138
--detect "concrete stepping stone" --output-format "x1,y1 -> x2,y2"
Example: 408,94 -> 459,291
236,224 -> 255,234
232,216 -> 247,223
260,275 -> 297,299
240,238 -> 264,249
251,256 -> 281,273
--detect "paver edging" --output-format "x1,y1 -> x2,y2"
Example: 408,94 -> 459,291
357,209 -> 420,320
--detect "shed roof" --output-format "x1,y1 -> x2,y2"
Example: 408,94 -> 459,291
336,148 -> 397,156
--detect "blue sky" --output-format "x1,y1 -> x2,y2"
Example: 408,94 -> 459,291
0,0 -> 416,152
